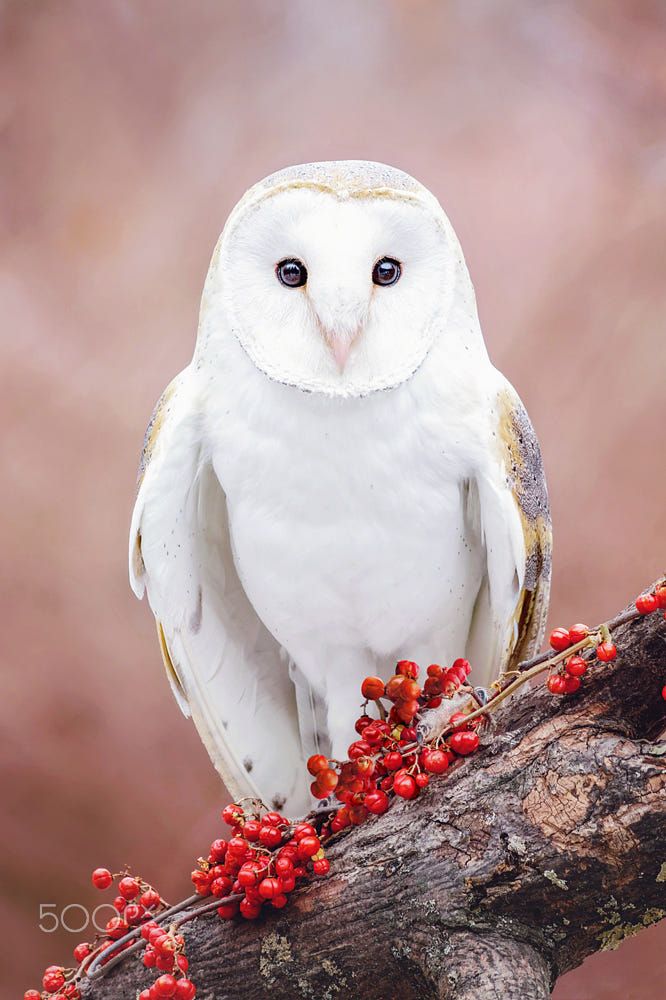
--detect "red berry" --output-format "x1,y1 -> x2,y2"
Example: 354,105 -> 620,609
393,772 -> 418,799
176,955 -> 189,972
427,663 -> 443,678
190,870 -> 211,894
154,975 -> 177,997
364,789 -> 390,814
280,873 -> 297,893
25,992 -> 42,1000
217,900 -> 240,919
124,903 -> 144,924
596,641 -> 617,662
211,875 -> 233,897
396,659 -> 419,678
636,593 -> 658,615
310,780 -> 329,799
421,748 -> 449,774
451,657 -> 472,679
143,949 -> 157,968
565,655 -> 588,677
547,674 -> 567,694
293,822 -> 316,839
398,678 -> 421,700
313,858 -> 331,875
73,942 -> 91,963
259,825 -> 283,849
140,888 -> 161,909
105,916 -> 128,939
91,867 -> 113,890
175,980 -> 196,1000
655,586 -> 666,609
275,856 -> 294,877
449,731 -> 480,755
549,627 -> 571,651
227,836 -> 250,857
221,803 -> 243,826
424,677 -> 442,697
383,751 -> 403,770
361,676 -> 386,700
396,699 -> 420,724
307,754 -> 328,775
562,675 -> 581,693
118,876 -> 140,900
316,767 -> 339,791
209,837 -> 228,859
662,685 -> 666,700
258,877 -> 282,899
238,863 -> 261,888
43,969 -> 65,992
113,895 -> 126,912
386,675 -> 406,701
156,954 -> 175,971
240,897 -> 262,920
568,623 -> 590,643
296,835 -> 321,859
415,773 -> 429,788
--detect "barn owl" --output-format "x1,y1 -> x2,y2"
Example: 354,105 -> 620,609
129,161 -> 551,815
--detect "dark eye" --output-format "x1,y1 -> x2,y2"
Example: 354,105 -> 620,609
276,258 -> 307,288
372,257 -> 401,286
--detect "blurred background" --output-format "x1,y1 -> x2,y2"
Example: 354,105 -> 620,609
1,1 -> 665,996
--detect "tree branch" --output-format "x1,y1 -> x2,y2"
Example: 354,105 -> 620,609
83,597 -> 666,1000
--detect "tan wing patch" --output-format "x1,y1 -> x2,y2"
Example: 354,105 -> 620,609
497,389 -> 553,667
135,379 -> 178,491
156,620 -> 187,703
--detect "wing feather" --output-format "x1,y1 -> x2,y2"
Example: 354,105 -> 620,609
466,382 -> 552,686
129,369 -> 311,814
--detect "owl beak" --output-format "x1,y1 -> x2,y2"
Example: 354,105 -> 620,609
325,330 -> 359,372
330,336 -> 352,371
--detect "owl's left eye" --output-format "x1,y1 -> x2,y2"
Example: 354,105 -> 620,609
276,258 -> 308,288
372,257 -> 402,286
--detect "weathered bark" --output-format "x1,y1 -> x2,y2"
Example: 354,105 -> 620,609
85,599 -> 666,999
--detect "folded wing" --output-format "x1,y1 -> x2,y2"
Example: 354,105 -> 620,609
466,382 -> 552,687
129,369 -> 311,814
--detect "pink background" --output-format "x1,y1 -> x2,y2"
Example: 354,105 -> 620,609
1,2 -> 664,996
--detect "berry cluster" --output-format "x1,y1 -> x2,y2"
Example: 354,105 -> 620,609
309,657 -> 481,830
190,802 -> 330,921
24,870 -> 186,1000
545,585 -> 666,697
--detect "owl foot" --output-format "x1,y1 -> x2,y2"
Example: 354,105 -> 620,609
416,689 -> 479,745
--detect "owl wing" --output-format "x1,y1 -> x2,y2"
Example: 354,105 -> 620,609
465,381 -> 552,687
129,368 -> 311,815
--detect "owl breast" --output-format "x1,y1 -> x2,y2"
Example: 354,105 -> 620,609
208,345 -> 487,676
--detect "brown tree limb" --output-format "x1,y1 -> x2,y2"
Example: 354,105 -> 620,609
84,597 -> 666,1000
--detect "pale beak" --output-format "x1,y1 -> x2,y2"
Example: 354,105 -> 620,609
331,336 -> 352,371
325,330 -> 359,372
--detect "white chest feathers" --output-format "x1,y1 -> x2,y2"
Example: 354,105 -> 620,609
208,352 -> 487,674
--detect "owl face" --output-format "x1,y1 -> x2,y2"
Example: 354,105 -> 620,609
200,162 -> 472,397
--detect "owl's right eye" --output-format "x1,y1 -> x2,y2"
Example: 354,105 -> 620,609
276,258 -> 307,288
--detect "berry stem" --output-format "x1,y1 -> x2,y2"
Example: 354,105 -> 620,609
86,894 -> 201,979
170,894 -> 244,931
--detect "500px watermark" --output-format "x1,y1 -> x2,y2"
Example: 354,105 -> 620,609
38,903 -> 118,933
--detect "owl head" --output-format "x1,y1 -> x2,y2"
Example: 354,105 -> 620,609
196,161 -> 481,397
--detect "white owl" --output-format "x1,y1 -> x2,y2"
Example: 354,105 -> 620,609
129,161 -> 551,815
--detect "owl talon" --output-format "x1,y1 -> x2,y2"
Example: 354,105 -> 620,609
416,690 -> 477,745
